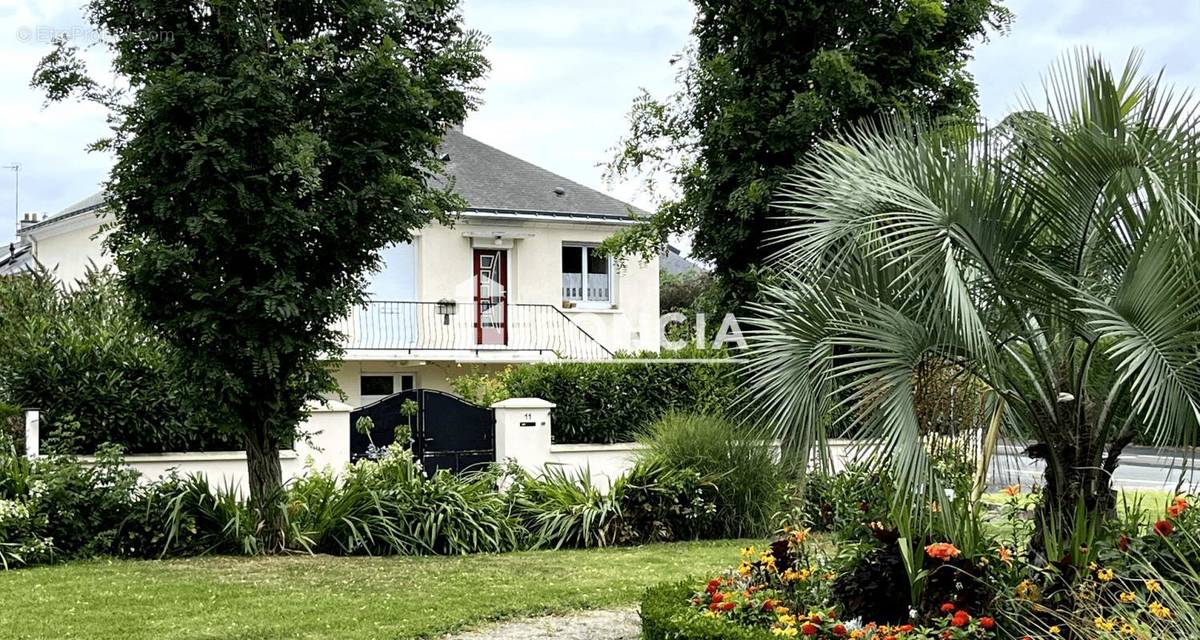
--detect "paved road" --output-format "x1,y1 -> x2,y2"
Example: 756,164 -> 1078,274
987,443 -> 1200,492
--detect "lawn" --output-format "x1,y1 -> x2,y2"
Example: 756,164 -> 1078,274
0,539 -> 751,640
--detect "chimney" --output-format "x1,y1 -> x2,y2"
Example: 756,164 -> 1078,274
17,212 -> 42,235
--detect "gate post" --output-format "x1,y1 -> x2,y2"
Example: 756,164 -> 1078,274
491,398 -> 555,474
23,408 -> 39,459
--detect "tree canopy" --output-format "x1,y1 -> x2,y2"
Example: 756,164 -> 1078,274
33,0 -> 488,537
604,0 -> 1011,307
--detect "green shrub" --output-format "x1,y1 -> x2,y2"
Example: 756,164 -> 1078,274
289,450 -> 521,556
640,581 -> 776,640
636,412 -> 792,538
0,268 -> 235,453
618,460 -> 719,543
450,348 -> 738,444
27,446 -> 141,558
510,464 -> 626,549
786,462 -> 894,541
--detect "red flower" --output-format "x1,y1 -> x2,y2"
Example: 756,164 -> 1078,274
720,601 -> 735,612
801,622 -> 819,635
705,579 -> 720,594
810,615 -> 823,624
951,610 -> 971,627
980,616 -> 995,629
762,600 -> 775,612
925,542 -> 961,561
831,624 -> 847,637
1155,519 -> 1174,537
710,592 -> 724,604
940,603 -> 956,613
897,624 -> 913,632
1117,534 -> 1130,552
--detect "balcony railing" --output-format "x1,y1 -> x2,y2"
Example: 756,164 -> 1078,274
339,301 -> 613,360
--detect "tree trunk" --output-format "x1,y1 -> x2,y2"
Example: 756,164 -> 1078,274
244,426 -> 286,552
1029,437 -> 1126,560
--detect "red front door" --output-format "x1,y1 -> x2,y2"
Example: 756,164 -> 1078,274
473,249 -> 507,345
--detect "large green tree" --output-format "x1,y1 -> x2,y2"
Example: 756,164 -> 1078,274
33,0 -> 487,542
605,0 -> 1011,307
742,52 -> 1200,541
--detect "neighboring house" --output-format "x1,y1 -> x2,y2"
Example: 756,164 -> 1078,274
17,130 -> 661,409
660,244 -> 703,276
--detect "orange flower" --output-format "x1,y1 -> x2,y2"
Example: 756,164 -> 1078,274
1004,484 -> 1020,496
980,616 -> 995,629
951,610 -> 971,627
801,622 -> 819,635
831,624 -> 847,637
1155,519 -> 1174,537
940,602 -> 956,613
925,542 -> 961,561
1168,499 -> 1187,518
998,546 -> 1012,567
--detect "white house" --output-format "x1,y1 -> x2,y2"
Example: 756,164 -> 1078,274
15,130 -> 661,412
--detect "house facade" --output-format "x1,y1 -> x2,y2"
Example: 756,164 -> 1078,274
16,130 -> 661,410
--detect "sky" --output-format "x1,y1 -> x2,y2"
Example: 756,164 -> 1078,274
2,0 -> 1200,249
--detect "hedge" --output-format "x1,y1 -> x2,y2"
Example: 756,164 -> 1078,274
0,269 -> 236,454
641,581 -> 776,640
451,349 -> 738,444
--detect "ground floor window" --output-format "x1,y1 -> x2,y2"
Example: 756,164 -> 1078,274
360,373 -> 416,405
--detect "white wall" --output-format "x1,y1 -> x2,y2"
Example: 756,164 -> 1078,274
417,217 -> 660,353
36,400 -> 353,496
29,211 -> 111,284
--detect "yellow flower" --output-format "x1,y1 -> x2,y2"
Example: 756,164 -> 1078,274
1148,602 -> 1172,619
1121,623 -> 1136,636
1145,579 -> 1161,593
1119,591 -> 1137,603
772,627 -> 798,637
741,546 -> 757,561
1048,625 -> 1061,635
1016,579 -> 1041,601
1095,616 -> 1116,631
1097,567 -> 1115,582
774,606 -> 790,615
739,562 -> 751,576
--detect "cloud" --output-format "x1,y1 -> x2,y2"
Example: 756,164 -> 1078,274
5,0 -> 1200,256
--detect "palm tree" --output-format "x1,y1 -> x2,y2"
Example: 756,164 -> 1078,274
742,51 -> 1200,537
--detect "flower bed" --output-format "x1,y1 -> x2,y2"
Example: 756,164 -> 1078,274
642,528 -> 1000,639
646,483 -> 1200,640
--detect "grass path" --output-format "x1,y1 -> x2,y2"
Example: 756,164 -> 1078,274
0,540 -> 751,640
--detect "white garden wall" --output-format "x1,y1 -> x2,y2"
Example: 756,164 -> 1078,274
25,400 -> 353,496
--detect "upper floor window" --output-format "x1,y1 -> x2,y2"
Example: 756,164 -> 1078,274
562,244 -> 612,307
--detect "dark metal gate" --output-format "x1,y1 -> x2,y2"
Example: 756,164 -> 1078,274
349,389 -> 495,475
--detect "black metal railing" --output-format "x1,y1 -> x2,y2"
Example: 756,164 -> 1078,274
338,301 -> 613,360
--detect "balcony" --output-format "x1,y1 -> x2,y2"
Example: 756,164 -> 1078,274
338,300 -> 613,361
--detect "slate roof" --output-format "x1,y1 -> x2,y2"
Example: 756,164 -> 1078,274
0,241 -> 33,276
439,130 -> 644,220
30,130 -> 643,231
660,244 -> 704,275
